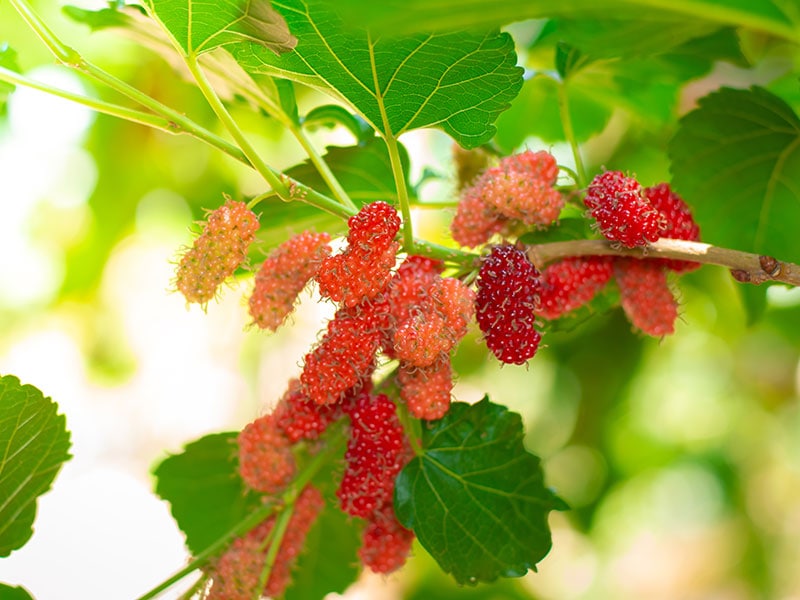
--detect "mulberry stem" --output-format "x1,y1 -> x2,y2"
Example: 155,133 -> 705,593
526,239 -> 800,286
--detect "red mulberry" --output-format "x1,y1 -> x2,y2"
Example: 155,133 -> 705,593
584,171 -> 665,248
475,245 -> 543,365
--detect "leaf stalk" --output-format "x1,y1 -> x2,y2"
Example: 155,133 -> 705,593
557,80 -> 587,188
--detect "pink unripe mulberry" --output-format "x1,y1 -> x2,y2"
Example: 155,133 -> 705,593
393,276 -> 475,367
537,256 -> 614,320
393,315 -> 450,367
450,185 -> 509,248
249,231 -> 331,331
359,505 -> 415,574
482,150 -> 563,226
614,258 -> 678,337
238,414 -> 295,494
300,296 -> 389,405
431,277 -> 475,342
382,256 -> 443,357
273,379 -> 341,443
450,150 -> 563,248
175,199 -> 259,305
317,242 -> 399,308
398,354 -> 453,420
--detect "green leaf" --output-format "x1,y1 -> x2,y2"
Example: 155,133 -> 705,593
736,280 -> 769,326
0,44 -> 18,73
555,42 -> 593,79
540,287 -> 620,334
517,216 -> 590,245
556,18 -> 718,60
0,584 -> 35,600
64,4 -> 293,117
495,73 -> 611,149
669,86 -> 800,258
284,137 -> 414,206
331,0 -> 800,43
153,432 -> 262,555
283,504 -> 361,600
394,397 -> 562,584
303,105 -> 373,143
231,0 -> 523,148
522,28 -> 747,146
666,27 -> 749,74
274,78 -> 299,124
144,0 -> 297,57
62,5 -> 135,30
0,375 -> 72,557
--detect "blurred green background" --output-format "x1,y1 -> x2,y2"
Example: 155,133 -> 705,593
1,2 -> 800,599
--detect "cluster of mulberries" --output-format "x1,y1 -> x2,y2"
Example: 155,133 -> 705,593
534,253 -> 679,337
388,259 -> 475,420
584,172 -> 702,260
182,159 -> 703,594
230,201 -> 480,583
463,171 -> 701,354
450,150 -> 564,247
579,174 -> 700,335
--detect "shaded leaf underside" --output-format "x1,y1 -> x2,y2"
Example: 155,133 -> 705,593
144,0 -> 296,56
669,86 -> 800,258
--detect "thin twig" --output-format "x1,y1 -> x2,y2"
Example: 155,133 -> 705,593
526,238 -> 800,286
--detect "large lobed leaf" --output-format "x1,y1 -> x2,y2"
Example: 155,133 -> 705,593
144,0 -> 297,57
395,397 -> 563,585
230,0 -> 523,148
0,375 -> 71,557
669,86 -> 800,258
153,432 -> 262,555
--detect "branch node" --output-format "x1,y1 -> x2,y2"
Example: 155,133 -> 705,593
759,255 -> 781,277
731,269 -> 752,283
